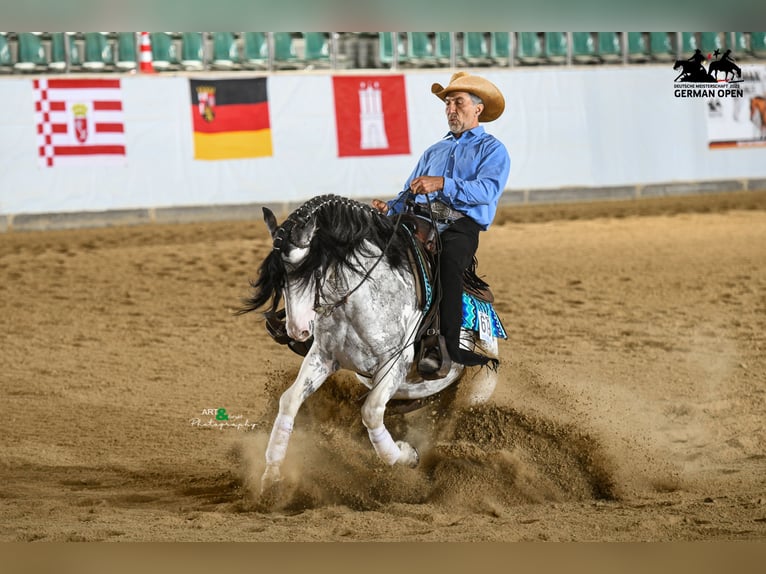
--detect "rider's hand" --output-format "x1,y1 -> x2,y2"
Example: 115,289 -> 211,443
371,199 -> 389,214
410,176 -> 444,195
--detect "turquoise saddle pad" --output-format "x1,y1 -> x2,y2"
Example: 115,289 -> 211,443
461,292 -> 507,339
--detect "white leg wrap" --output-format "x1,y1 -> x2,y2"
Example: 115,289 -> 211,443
265,413 -> 294,466
367,425 -> 402,466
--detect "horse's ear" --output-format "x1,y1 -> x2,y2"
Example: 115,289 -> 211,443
263,207 -> 279,238
291,217 -> 316,248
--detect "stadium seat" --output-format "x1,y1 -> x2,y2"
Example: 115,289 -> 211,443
517,32 -> 544,64
751,32 -> 766,58
572,32 -> 598,63
115,32 -> 137,71
435,32 -> 453,66
273,32 -> 302,69
211,32 -> 239,69
0,33 -> 11,71
544,32 -> 568,64
179,32 -> 204,70
150,32 -> 179,71
597,32 -> 622,63
627,32 -> 649,62
405,32 -> 436,67
377,32 -> 406,67
49,32 -> 82,71
82,32 -> 113,70
461,32 -> 491,66
700,32 -> 724,55
243,32 -> 269,69
490,32 -> 511,66
14,32 -> 47,72
304,32 -> 331,68
680,32 -> 698,55
649,32 -> 675,62
726,32 -> 749,59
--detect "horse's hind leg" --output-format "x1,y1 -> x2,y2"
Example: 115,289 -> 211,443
455,333 -> 498,407
361,362 -> 419,468
261,352 -> 336,494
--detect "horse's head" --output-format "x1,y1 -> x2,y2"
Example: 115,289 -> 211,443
263,206 -> 317,342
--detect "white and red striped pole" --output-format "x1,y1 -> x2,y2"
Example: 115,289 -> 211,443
139,32 -> 155,73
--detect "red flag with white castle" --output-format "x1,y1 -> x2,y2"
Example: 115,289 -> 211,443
332,75 -> 410,157
33,78 -> 127,167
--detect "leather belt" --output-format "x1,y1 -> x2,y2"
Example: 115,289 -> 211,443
429,201 -> 465,224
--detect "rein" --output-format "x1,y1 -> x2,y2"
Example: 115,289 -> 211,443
313,205 -> 408,317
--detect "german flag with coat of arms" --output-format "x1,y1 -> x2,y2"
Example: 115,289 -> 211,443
189,77 -> 272,160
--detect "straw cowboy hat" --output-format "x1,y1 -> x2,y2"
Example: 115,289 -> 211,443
431,71 -> 505,122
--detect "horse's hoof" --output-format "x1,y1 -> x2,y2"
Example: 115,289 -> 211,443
396,441 -> 420,468
260,465 -> 282,496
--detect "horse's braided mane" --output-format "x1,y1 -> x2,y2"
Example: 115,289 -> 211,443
238,194 -> 411,315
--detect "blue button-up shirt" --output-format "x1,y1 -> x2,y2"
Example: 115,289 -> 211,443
387,126 -> 511,230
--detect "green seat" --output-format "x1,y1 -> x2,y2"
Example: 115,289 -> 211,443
680,32 -> 698,55
597,32 -> 622,63
49,32 -> 81,71
572,32 -> 598,63
116,32 -> 137,71
405,32 -> 435,67
0,33 -> 11,70
15,32 -> 47,72
727,32 -> 749,58
82,32 -> 113,70
517,32 -> 543,64
649,32 -> 674,61
490,32 -> 511,66
544,32 -> 568,64
181,32 -> 204,70
150,32 -> 179,71
304,32 -> 331,68
751,32 -> 766,57
627,32 -> 649,62
435,32 -> 453,66
377,32 -> 405,67
461,32 -> 491,66
273,32 -> 302,68
700,32 -> 723,55
745,32 -> 764,58
211,32 -> 238,69
243,32 -> 268,69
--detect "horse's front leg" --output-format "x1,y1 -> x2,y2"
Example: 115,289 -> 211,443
360,360 -> 419,468
261,350 -> 337,494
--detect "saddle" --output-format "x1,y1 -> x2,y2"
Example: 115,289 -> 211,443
398,208 -> 496,380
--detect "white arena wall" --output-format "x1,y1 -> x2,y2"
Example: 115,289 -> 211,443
1,65 -> 765,231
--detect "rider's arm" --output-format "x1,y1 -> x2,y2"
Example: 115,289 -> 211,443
440,137 -> 511,208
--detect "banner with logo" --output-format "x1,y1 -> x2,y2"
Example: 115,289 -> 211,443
33,78 -> 126,168
332,75 -> 410,157
705,65 -> 766,149
189,77 -> 272,160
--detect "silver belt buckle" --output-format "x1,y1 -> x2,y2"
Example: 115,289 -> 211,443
431,201 -> 464,222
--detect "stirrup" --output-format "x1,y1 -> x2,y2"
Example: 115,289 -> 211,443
417,333 -> 452,380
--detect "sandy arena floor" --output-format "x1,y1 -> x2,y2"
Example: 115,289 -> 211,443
1,191 -> 765,542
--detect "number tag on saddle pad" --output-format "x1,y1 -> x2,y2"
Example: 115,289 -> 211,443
478,310 -> 492,342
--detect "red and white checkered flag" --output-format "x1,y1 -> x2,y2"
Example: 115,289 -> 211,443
33,78 -> 127,168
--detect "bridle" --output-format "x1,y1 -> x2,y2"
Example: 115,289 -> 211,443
272,195 -> 412,318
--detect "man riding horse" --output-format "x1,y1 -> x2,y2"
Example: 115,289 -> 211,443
372,72 -> 511,373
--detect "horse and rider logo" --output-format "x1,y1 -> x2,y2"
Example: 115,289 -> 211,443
673,48 -> 746,99
674,48 -> 742,83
